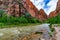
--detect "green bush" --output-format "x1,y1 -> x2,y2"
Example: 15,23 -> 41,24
0,10 -> 4,17
0,14 -> 41,25
46,13 -> 60,24
29,18 -> 41,23
0,14 -> 7,23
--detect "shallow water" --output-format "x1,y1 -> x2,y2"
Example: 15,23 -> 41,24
0,24 -> 50,40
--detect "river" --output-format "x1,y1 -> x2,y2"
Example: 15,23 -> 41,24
0,24 -> 51,40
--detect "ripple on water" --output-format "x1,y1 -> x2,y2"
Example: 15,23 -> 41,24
11,30 -> 20,34
0,33 -> 4,36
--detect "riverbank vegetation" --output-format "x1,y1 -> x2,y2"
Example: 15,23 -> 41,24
0,16 -> 41,28
0,9 -> 60,28
46,14 -> 60,24
0,10 -> 41,28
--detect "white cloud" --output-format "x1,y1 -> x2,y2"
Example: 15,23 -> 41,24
30,0 -> 44,10
45,0 -> 58,15
30,0 -> 58,15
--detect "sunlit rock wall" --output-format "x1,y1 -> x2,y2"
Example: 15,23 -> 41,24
49,0 -> 60,18
22,0 -> 48,20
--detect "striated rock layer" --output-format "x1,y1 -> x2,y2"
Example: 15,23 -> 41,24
49,0 -> 60,18
49,11 -> 56,18
36,9 -> 47,21
0,0 -> 60,20
56,0 -> 60,14
0,0 -> 47,20
22,0 -> 47,21
7,0 -> 21,17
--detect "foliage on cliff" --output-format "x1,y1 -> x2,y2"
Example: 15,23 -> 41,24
0,13 -> 41,25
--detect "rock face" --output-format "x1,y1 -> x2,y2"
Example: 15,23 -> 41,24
0,1 -> 2,5
36,9 -> 47,21
0,0 -> 25,17
49,0 -> 60,18
0,0 -> 48,20
56,0 -> 60,14
7,0 -> 21,16
0,0 -> 10,10
49,11 -> 56,18
0,0 -> 60,20
22,0 -> 38,17
22,0 -> 47,20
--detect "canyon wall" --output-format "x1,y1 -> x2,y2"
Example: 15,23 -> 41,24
36,9 -> 47,20
7,0 -> 21,16
22,0 -> 47,21
1,0 -> 60,20
49,11 -> 56,18
0,0 -> 26,17
56,0 -> 60,14
0,0 -> 47,20
49,0 -> 60,18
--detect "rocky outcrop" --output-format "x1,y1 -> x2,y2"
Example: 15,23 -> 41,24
0,0 -> 9,10
0,0 -> 21,16
22,0 -> 38,17
7,1 -> 21,17
56,0 -> 60,14
1,0 -> 60,20
39,9 -> 47,20
0,0 -> 49,20
22,0 -> 48,21
36,9 -> 47,21
49,0 -> 60,18
7,0 -> 48,20
49,11 -> 56,18
0,0 -> 48,20
0,1 -> 2,5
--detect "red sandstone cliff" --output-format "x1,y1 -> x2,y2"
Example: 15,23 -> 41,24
49,11 -> 56,18
39,9 -> 47,20
22,0 -> 38,17
7,0 -> 21,17
56,0 -> 60,14
7,0 -> 60,20
22,0 -> 48,20
1,0 -> 60,20
36,9 -> 47,21
49,0 -> 60,18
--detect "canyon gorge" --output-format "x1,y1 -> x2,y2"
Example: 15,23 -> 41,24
0,0 -> 60,20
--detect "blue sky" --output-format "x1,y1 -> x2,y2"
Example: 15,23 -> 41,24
30,0 -> 58,15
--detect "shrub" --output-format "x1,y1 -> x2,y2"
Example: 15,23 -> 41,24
0,10 -> 4,17
29,18 -> 41,23
0,14 -> 41,25
46,13 -> 60,24
17,16 -> 28,23
0,14 -> 7,23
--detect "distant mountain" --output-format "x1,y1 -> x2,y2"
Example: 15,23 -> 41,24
22,0 -> 48,21
49,11 -> 56,18
0,0 -> 60,21
56,0 -> 60,13
37,9 -> 47,21
49,0 -> 60,18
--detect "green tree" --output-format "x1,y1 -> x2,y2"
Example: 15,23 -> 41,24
0,10 -> 4,17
